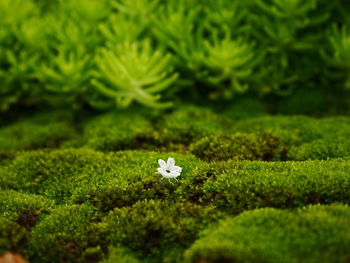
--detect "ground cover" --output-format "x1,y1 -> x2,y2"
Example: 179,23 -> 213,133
0,105 -> 350,263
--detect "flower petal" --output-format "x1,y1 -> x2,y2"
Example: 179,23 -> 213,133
167,157 -> 175,169
162,171 -> 172,178
170,171 -> 180,178
158,159 -> 166,169
157,168 -> 165,175
172,165 -> 182,173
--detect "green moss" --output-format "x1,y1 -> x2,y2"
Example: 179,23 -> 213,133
70,151 -> 206,211
233,115 -> 319,145
289,136 -> 350,160
189,133 -> 287,161
3,148 -> 350,214
176,158 -> 350,211
0,110 -> 76,152
0,190 -> 54,228
80,246 -> 104,263
0,217 -> 28,255
184,204 -> 350,263
229,116 -> 350,160
153,106 -> 233,145
73,177 -> 176,212
0,149 -> 114,203
102,247 -> 140,263
233,116 -> 350,147
78,112 -> 350,159
82,111 -> 153,151
29,204 -> 99,263
0,107 -> 350,262
97,200 -> 221,263
0,150 -> 17,162
0,148 -> 205,206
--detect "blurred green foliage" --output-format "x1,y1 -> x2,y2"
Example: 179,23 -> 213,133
0,0 -> 349,111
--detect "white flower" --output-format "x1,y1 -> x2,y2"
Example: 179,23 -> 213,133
156,157 -> 182,180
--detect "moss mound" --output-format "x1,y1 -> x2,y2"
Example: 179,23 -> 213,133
192,158 -> 350,212
0,149 -> 115,203
102,247 -> 140,263
185,205 -> 350,263
189,132 -> 287,161
98,200 -> 220,262
153,106 -> 232,145
82,111 -> 153,151
0,217 -> 28,255
29,205 -> 99,263
0,190 -> 53,227
0,118 -> 75,152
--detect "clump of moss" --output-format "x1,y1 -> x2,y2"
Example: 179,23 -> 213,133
0,151 -> 17,162
289,137 -> 350,160
102,247 -> 140,263
70,151 -> 206,211
3,148 -> 350,214
184,204 -> 350,263
80,246 -> 104,263
0,120 -> 75,151
175,158 -> 350,211
29,204 -> 99,263
153,106 -> 233,146
233,115 -> 318,145
0,190 -> 54,229
0,149 -> 115,203
189,132 -> 287,161
0,148 -> 205,206
0,217 -> 29,255
233,116 -> 350,147
97,200 -> 221,263
73,177 -> 176,212
82,111 -> 154,151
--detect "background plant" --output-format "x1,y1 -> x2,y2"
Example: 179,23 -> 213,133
0,0 -> 349,111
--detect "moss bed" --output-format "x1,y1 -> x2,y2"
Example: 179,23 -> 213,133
1,105 -> 350,263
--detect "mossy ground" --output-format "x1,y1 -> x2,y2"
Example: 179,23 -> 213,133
1,104 -> 350,263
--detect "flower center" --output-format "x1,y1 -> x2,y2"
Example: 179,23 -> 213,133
166,169 -> 171,173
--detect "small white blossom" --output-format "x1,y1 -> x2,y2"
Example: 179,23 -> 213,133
156,157 -> 182,181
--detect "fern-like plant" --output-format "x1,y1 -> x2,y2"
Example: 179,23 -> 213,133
202,34 -> 262,99
0,0 -> 42,111
153,1 -> 259,99
249,0 -> 329,91
203,0 -> 249,36
99,14 -> 145,43
59,0 -> 111,23
111,0 -> 160,26
322,25 -> 350,89
92,40 -> 178,108
38,48 -> 91,93
0,0 -> 349,111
